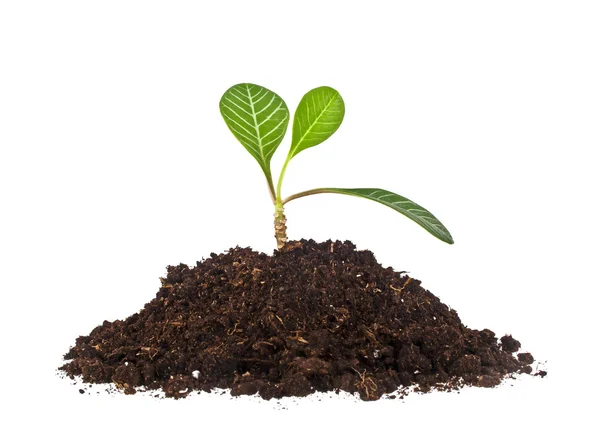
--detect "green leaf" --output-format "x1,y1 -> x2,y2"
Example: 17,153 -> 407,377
289,86 -> 345,158
220,83 -> 289,176
304,188 -> 454,244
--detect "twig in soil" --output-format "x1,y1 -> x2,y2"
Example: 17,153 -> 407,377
289,335 -> 309,344
227,322 -> 241,336
390,277 -> 412,294
352,368 -> 378,400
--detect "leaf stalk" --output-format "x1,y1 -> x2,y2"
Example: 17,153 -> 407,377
282,188 -> 334,205
276,156 -> 291,202
263,168 -> 276,204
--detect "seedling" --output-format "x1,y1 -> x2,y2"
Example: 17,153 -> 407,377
219,83 -> 453,249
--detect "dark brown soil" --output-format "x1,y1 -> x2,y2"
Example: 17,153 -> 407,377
60,239 -> 540,400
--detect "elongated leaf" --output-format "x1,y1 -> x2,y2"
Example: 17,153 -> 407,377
220,83 -> 289,175
304,188 -> 454,244
289,86 -> 344,158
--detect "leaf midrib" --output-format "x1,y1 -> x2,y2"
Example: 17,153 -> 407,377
290,92 -> 339,158
245,84 -> 266,163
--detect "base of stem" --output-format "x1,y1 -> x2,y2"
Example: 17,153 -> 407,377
274,204 -> 287,250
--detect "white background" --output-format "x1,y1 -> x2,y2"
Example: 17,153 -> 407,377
1,1 -> 599,424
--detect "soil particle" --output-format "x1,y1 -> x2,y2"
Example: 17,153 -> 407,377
500,335 -> 521,353
113,363 -> 141,394
517,352 -> 534,364
60,239 -> 540,400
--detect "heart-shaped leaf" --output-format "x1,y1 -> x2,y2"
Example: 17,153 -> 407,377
289,86 -> 344,159
287,187 -> 454,244
220,83 -> 289,177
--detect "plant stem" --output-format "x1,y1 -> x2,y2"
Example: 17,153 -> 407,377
263,168 -> 277,204
274,188 -> 331,249
276,156 -> 291,202
273,156 -> 293,249
274,200 -> 287,250
282,188 -> 336,204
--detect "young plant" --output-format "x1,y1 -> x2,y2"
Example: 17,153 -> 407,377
219,83 -> 453,249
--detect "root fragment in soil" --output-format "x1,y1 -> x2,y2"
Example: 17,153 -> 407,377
60,239 -> 542,400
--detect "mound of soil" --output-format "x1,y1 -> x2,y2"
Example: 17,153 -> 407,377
60,239 -> 538,400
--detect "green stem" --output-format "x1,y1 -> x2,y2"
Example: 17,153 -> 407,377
263,167 -> 276,204
282,188 -> 335,205
276,156 -> 292,202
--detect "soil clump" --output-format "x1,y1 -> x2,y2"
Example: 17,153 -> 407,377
60,239 -> 538,400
